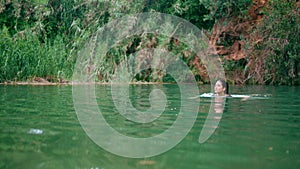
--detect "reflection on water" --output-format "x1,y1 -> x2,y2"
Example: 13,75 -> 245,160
0,85 -> 300,169
198,96 -> 226,144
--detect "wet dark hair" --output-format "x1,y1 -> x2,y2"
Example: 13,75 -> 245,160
217,79 -> 229,94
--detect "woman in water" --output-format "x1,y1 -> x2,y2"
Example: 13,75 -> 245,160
199,79 -> 229,143
214,79 -> 231,97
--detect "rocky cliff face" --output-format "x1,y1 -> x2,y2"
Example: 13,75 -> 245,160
210,0 -> 267,59
208,0 -> 268,84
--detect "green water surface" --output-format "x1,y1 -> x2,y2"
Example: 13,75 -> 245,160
0,84 -> 299,169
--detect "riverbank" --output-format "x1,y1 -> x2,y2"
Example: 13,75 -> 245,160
0,81 -> 179,86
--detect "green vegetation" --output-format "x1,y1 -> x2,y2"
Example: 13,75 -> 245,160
247,0 -> 300,85
0,27 -> 71,82
0,0 -> 299,84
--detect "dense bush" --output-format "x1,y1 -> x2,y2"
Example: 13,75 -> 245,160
246,0 -> 300,85
0,0 -> 299,84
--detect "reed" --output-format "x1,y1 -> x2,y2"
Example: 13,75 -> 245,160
0,27 -> 72,82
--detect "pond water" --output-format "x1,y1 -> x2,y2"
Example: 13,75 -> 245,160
0,84 -> 300,169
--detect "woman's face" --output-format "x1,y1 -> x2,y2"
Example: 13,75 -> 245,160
214,80 -> 226,96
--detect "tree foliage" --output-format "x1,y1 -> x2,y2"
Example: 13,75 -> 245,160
0,0 -> 299,84
246,0 -> 300,85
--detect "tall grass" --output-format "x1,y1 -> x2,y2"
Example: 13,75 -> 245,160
0,26 -> 74,82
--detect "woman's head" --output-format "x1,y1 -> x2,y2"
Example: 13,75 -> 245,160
214,79 -> 229,96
